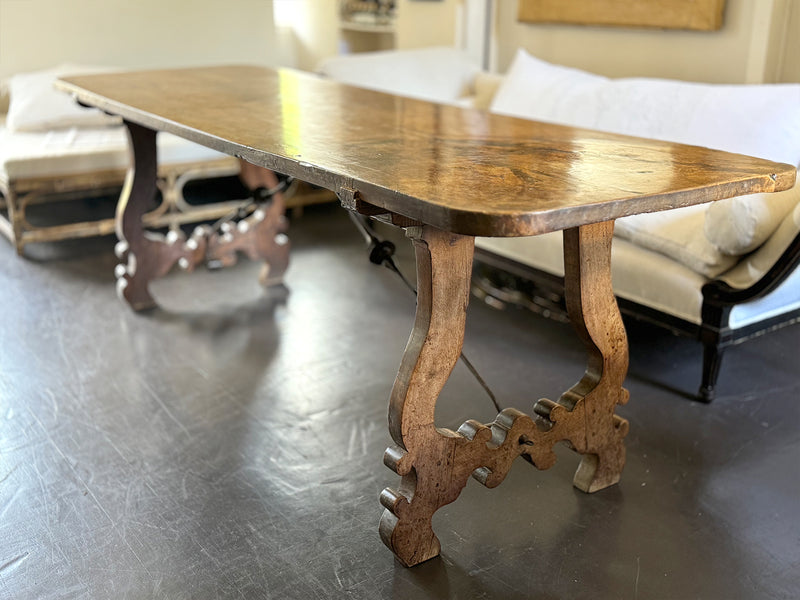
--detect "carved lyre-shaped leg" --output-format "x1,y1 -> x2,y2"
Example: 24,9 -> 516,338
115,122 -> 183,310
115,122 -> 290,311
379,226 -> 476,567
560,222 -> 630,492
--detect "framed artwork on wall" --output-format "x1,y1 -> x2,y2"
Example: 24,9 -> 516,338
517,0 -> 726,31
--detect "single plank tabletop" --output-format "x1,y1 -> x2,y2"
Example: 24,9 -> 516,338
56,65 -> 796,237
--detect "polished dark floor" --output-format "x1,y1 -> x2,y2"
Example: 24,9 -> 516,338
1,202 -> 799,599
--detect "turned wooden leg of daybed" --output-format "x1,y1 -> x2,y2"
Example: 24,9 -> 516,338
379,222 -> 630,567
699,340 -> 725,403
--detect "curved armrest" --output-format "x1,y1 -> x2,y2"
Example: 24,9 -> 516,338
702,230 -> 800,306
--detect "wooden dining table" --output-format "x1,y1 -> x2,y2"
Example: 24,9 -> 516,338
56,65 -> 796,567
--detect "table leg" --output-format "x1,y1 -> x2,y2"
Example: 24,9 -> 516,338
560,221 -> 630,493
115,121 -> 290,311
379,222 -> 629,567
115,122 -> 181,310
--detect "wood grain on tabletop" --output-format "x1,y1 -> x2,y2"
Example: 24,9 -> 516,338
57,66 -> 796,237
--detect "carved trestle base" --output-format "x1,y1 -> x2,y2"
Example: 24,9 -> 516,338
114,121 -> 290,311
380,222 -> 630,567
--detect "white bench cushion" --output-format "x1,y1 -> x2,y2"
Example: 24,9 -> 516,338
614,204 -> 736,278
0,123 -> 229,181
724,202 -> 800,328
6,64 -> 122,132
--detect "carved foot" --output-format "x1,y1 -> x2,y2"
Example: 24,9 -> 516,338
379,410 -> 540,566
115,264 -> 157,312
379,226 -> 475,565
573,413 -> 630,492
379,449 -> 445,567
256,220 -> 290,287
113,229 -> 206,312
115,122 -> 160,310
236,160 -> 291,287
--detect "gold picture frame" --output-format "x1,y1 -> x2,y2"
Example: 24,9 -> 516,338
518,0 -> 726,31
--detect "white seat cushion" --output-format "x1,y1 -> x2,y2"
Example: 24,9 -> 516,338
0,123 -> 230,181
728,265 -> 800,329
490,49 -> 800,166
724,202 -> 800,328
475,233 -> 706,324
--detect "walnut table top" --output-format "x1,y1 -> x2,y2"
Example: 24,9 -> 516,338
56,65 -> 796,237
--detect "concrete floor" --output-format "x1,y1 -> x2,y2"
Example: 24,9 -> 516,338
1,202 -> 798,599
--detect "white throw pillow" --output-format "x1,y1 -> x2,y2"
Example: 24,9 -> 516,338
704,179 -> 800,256
490,49 -> 800,270
6,64 -> 122,132
317,47 -> 481,104
491,49 -> 800,165
615,205 -> 737,279
720,199 -> 800,290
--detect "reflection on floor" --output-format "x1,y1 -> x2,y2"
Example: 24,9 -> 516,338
1,203 -> 798,599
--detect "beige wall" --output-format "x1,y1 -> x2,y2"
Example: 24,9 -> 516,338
273,0 -> 799,83
493,0 -> 799,83
395,0 -> 460,50
0,0 -> 279,80
5,0 -> 792,85
776,0 -> 800,82
273,0 -> 339,71
274,0 -> 462,71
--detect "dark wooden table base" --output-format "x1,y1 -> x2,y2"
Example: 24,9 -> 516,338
379,222 -> 629,567
114,121 -> 290,311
